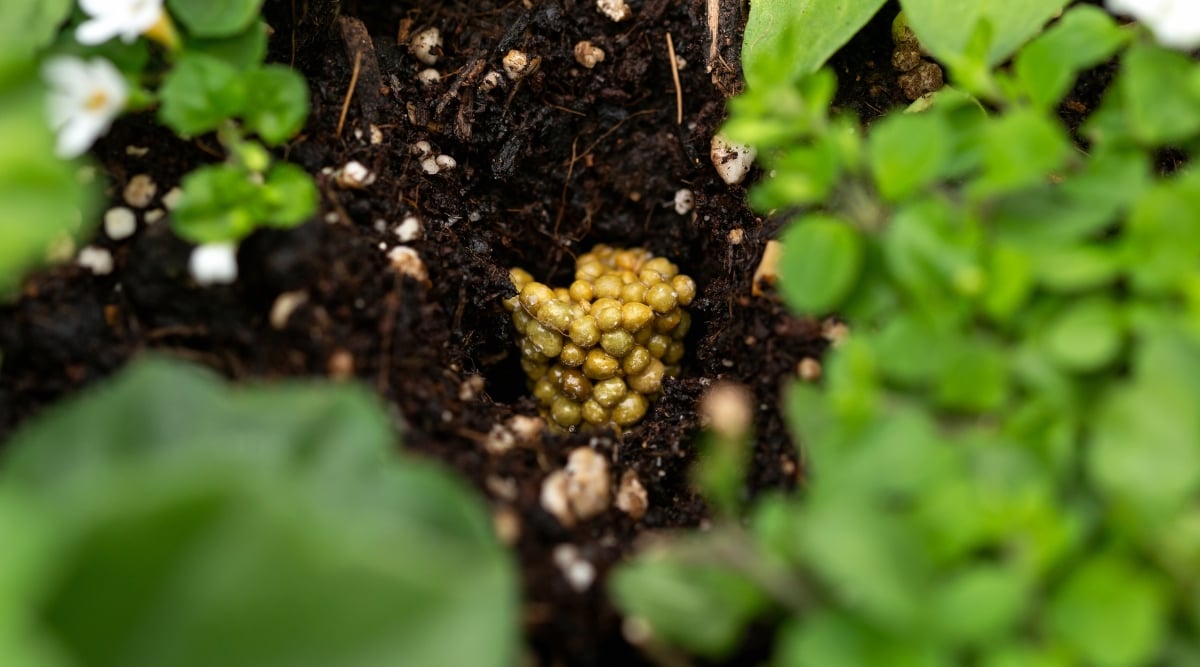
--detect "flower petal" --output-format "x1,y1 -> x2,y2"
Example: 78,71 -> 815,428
75,16 -> 120,45
55,115 -> 106,159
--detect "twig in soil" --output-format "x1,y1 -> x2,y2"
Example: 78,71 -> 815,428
376,274 -> 401,393
553,136 -> 580,237
289,0 -> 297,67
706,0 -> 719,73
666,32 -> 683,125
336,49 -> 362,137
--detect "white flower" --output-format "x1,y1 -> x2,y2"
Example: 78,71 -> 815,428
42,56 -> 128,159
1107,0 -> 1200,50
189,243 -> 239,286
76,0 -> 164,45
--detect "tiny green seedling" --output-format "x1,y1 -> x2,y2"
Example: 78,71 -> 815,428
4,0 -> 317,289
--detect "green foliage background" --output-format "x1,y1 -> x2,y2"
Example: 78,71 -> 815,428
0,358 -> 520,667
615,3 -> 1200,665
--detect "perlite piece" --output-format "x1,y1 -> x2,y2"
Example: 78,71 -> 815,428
505,245 -> 694,431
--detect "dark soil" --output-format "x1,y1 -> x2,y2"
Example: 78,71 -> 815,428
0,1 -> 1111,664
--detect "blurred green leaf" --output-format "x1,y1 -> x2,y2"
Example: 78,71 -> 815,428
2,357 -> 519,667
981,643 -> 1074,667
261,162 -> 318,227
1118,43 -> 1200,146
158,54 -> 246,137
993,146 -> 1149,245
778,215 -> 864,315
883,197 -> 978,322
794,497 -> 929,629
1124,171 -> 1200,295
157,53 -> 246,137
1027,244 -> 1120,292
899,0 -> 1068,67
189,22 -> 268,69
874,314 -> 946,387
242,66 -> 309,146
933,564 -> 1027,647
868,111 -> 950,201
0,0 -> 72,84
971,109 -> 1070,199
1041,297 -> 1123,372
742,0 -> 886,88
773,612 -> 947,667
1089,334 -> 1200,515
0,80 -> 96,296
981,242 -> 1033,322
933,336 -> 1009,413
0,491 -> 65,667
610,536 -> 770,658
172,163 -> 262,243
749,134 -> 841,209
1015,6 -> 1126,109
168,0 -> 264,39
1047,554 -> 1168,667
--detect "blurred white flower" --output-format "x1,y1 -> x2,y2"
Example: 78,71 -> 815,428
1107,0 -> 1200,50
189,243 -> 239,286
42,56 -> 128,159
76,0 -> 165,45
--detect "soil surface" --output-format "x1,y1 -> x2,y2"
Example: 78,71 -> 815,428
0,1 -> 1108,664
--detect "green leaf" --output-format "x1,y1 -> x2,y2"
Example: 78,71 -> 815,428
0,491 -> 63,667
933,336 -> 1009,412
0,81 -> 96,296
167,0 -> 264,39
742,0 -> 887,88
724,69 -> 839,149
1118,43 -> 1200,146
1040,297 -> 1122,372
992,146 -> 1149,245
189,21 -> 268,69
2,357 -> 519,667
749,134 -> 842,208
981,242 -> 1033,322
971,108 -> 1070,199
1089,334 -> 1200,514
1027,243 -> 1120,292
610,535 -> 769,658
172,163 -> 262,243
1124,171 -> 1200,295
867,111 -> 951,201
1015,6 -> 1126,109
899,0 -> 1069,67
981,643 -> 1074,667
794,497 -> 929,629
874,315 -> 948,387
261,162 -> 318,227
242,66 -> 309,145
882,197 -> 979,322
778,215 -> 864,315
0,0 -> 72,79
1047,555 -> 1168,667
933,564 -> 1028,646
773,612 -> 947,667
158,54 -> 246,137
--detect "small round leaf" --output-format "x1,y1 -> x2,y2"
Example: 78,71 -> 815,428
778,215 -> 864,315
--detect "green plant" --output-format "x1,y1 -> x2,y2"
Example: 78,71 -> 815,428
0,357 -> 519,667
614,3 -> 1200,665
0,0 -> 317,292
